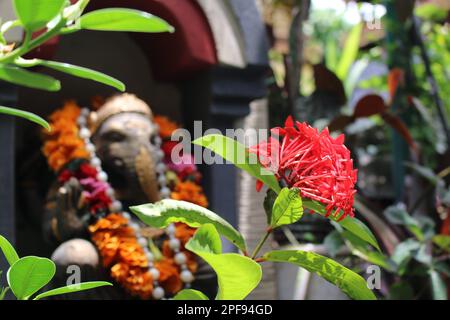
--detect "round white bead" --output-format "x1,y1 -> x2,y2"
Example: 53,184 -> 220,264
169,238 -> 180,250
145,251 -> 155,262
85,143 -> 95,153
79,127 -> 91,139
109,200 -> 122,212
129,222 -> 140,231
152,286 -> 165,300
106,187 -> 115,197
121,212 -> 131,220
97,171 -> 108,182
166,224 -> 176,235
77,117 -> 87,126
174,252 -> 187,265
154,136 -> 162,146
156,163 -> 166,173
149,268 -> 160,280
160,187 -> 171,198
137,237 -> 148,247
81,108 -> 90,116
91,157 -> 101,167
158,175 -> 166,185
156,150 -> 164,160
180,270 -> 194,283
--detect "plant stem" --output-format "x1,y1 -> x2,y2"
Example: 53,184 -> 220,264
251,228 -> 272,259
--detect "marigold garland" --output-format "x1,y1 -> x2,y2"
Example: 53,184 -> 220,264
43,101 -> 208,299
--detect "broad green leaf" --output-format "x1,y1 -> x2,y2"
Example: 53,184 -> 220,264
0,65 -> 60,91
303,199 -> 381,252
173,289 -> 209,300
7,256 -> 55,300
391,239 -> 421,275
323,230 -> 345,258
336,22 -> 363,80
270,187 -> 303,228
186,225 -> 262,300
80,8 -> 174,33
383,206 -> 423,240
0,235 -> 19,266
264,250 -> 376,300
0,106 -> 50,130
33,281 -> 112,300
130,199 -> 247,252
432,235 -> 450,253
193,134 -> 281,194
429,269 -> 448,300
38,60 -> 125,92
13,0 -> 66,31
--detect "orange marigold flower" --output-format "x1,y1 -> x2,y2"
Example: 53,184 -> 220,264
171,181 -> 209,207
154,115 -> 179,139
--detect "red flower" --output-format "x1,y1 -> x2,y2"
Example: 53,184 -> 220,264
58,162 -> 98,183
250,116 -> 357,220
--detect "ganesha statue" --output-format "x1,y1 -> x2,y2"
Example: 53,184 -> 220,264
42,93 -> 215,299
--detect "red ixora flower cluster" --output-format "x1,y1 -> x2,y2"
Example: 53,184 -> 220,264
250,116 -> 357,220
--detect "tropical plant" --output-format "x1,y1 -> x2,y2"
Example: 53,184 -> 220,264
130,134 -> 380,300
0,0 -> 173,129
0,235 -> 112,300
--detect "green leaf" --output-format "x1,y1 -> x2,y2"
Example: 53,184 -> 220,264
130,199 -> 247,252
193,134 -> 281,194
38,60 -> 125,92
33,281 -> 113,300
323,230 -> 345,258
13,0 -> 66,31
0,106 -> 50,130
429,269 -> 448,300
173,289 -> 209,300
0,286 -> 9,300
263,189 -> 277,225
432,235 -> 450,253
80,8 -> 174,33
0,65 -> 60,91
383,206 -> 423,240
264,250 -> 377,300
0,235 -> 19,266
270,187 -> 303,228
391,239 -> 421,275
186,224 -> 262,300
303,199 -> 381,252
336,22 -> 363,80
7,256 -> 55,300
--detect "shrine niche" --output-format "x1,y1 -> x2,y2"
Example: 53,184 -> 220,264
6,0 -> 270,299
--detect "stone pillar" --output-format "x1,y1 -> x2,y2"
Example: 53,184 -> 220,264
237,99 -> 278,300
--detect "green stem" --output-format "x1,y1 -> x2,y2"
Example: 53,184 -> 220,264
0,16 -> 67,64
251,228 -> 272,259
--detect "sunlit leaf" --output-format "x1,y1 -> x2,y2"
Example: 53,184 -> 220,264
303,199 -> 381,252
80,8 -> 174,33
13,0 -> 66,31
264,250 -> 377,300
0,106 -> 50,130
0,235 -> 19,266
270,187 -> 303,228
186,224 -> 261,300
336,23 -> 363,81
130,199 -> 247,252
173,289 -> 209,300
432,235 -> 450,253
7,256 -> 55,300
193,134 -> 281,194
37,60 -> 125,92
0,65 -> 60,91
33,281 -> 113,300
429,269 -> 447,300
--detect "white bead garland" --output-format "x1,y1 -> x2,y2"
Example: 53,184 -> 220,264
76,109 -> 194,300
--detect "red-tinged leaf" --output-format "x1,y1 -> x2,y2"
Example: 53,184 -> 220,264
313,64 -> 347,105
353,94 -> 387,118
328,115 -> 354,132
388,68 -> 405,102
382,112 -> 418,152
